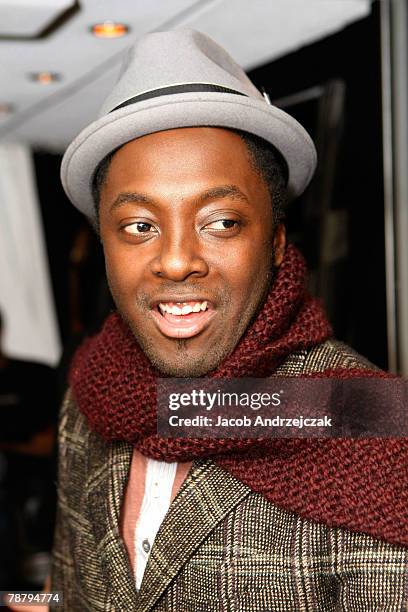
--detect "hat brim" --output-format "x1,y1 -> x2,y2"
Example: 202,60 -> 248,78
61,91 -> 317,219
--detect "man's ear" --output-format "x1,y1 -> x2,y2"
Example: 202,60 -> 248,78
273,223 -> 286,267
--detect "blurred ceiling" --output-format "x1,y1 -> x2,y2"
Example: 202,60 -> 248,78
0,0 -> 371,151
0,0 -> 77,37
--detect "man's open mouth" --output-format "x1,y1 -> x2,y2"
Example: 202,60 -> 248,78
150,300 -> 216,339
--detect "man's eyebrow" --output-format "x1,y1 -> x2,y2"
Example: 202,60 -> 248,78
197,185 -> 249,205
109,184 -> 249,213
110,192 -> 154,212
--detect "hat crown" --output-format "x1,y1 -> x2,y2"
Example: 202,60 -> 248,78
100,29 -> 263,117
61,28 -> 317,218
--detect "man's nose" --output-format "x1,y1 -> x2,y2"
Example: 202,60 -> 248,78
150,225 -> 208,281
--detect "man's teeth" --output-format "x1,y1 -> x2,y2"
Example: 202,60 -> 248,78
159,301 -> 208,315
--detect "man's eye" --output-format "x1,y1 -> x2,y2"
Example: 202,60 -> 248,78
123,222 -> 156,235
204,219 -> 238,231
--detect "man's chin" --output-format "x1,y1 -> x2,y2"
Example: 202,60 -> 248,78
120,311 -> 243,376
143,347 -> 222,377
152,360 -> 213,377
132,332 -> 229,377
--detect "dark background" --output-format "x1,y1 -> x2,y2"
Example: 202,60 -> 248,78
249,3 -> 386,369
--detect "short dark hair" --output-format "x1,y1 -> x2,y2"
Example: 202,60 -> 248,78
235,129 -> 288,226
91,128 -> 289,230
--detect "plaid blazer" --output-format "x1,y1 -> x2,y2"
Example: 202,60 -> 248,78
50,340 -> 408,611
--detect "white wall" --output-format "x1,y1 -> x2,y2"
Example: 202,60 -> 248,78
0,143 -> 61,366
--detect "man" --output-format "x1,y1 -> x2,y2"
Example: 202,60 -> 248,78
51,30 -> 407,611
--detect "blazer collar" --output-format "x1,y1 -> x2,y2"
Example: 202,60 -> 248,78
87,437 -> 252,611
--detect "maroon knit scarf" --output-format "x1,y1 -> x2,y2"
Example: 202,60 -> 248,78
70,244 -> 408,547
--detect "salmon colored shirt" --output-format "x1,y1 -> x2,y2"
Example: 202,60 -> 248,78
119,448 -> 193,578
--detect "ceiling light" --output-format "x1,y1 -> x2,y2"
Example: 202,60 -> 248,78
90,21 -> 129,38
29,72 -> 61,85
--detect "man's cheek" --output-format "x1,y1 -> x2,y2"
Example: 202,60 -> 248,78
105,253 -> 128,285
105,264 -> 130,306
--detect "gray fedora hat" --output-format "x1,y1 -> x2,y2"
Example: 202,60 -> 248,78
61,28 -> 317,219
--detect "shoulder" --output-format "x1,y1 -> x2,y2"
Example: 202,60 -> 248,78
55,388 -> 101,487
275,339 -> 382,376
57,387 -> 91,450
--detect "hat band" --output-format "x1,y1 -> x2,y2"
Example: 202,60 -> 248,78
110,83 -> 247,112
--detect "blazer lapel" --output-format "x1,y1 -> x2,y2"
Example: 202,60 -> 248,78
87,435 -> 252,612
135,458 -> 252,612
87,436 -> 139,610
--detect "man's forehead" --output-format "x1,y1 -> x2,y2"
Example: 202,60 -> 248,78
98,131 -> 275,216
104,127 -> 254,185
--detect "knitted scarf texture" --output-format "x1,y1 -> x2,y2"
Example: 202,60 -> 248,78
70,244 -> 408,547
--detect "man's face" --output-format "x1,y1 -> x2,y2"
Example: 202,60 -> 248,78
99,127 -> 285,376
